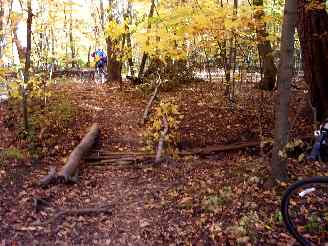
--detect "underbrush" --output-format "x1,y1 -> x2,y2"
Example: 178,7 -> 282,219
0,147 -> 25,164
4,90 -> 80,159
136,78 -> 203,96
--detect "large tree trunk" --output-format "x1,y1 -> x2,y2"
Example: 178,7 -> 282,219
106,37 -> 122,81
106,0 -> 122,82
253,0 -> 277,91
271,0 -> 297,181
297,0 -> 328,122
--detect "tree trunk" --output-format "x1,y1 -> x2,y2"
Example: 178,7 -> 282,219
22,0 -> 33,132
138,0 -> 155,79
297,0 -> 328,122
87,45 -> 91,67
126,1 -> 135,76
106,37 -> 122,81
253,0 -> 277,91
12,25 -> 26,64
0,0 -> 4,60
106,0 -> 122,82
99,0 -> 105,31
271,0 -> 297,181
69,7 -> 75,68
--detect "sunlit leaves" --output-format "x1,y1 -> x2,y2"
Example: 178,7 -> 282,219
144,100 -> 183,153
132,0 -> 257,61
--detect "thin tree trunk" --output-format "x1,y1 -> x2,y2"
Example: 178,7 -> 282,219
50,26 -> 55,69
99,0 -> 105,31
253,0 -> 277,91
138,0 -> 155,79
87,45 -> 91,67
0,0 -> 4,60
224,39 -> 232,96
22,0 -> 33,132
69,5 -> 75,68
155,116 -> 168,163
271,0 -> 297,181
297,0 -> 328,122
126,1 -> 135,76
12,26 -> 25,63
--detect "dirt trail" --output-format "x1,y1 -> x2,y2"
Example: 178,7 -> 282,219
0,80 -> 315,245
0,82 -> 171,245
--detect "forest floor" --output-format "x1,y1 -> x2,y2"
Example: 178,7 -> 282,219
0,78 -> 327,245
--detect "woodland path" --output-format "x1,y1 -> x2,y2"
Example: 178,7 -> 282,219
0,79 -> 314,245
0,81 -> 182,245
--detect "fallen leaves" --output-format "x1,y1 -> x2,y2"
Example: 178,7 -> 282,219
0,79 -> 321,245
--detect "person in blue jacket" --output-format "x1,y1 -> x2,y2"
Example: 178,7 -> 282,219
91,48 -> 107,72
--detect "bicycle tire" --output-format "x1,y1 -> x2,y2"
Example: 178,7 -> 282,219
281,176 -> 328,246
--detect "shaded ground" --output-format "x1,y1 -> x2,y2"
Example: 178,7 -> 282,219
0,78 -> 321,245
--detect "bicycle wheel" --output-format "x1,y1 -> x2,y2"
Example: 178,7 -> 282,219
281,177 -> 328,245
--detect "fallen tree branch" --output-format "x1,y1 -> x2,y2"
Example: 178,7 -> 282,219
155,116 -> 169,163
38,204 -> 112,225
90,156 -> 153,166
142,74 -> 162,124
57,123 -> 100,181
39,123 -> 100,187
179,135 -> 314,156
85,153 -> 154,161
179,141 -> 261,156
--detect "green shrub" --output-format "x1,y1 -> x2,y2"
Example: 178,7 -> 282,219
0,147 -> 24,162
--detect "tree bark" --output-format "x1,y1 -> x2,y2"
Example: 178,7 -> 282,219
12,25 -> 26,64
106,0 -> 122,82
253,0 -> 277,91
142,76 -> 162,124
0,0 -> 4,60
155,116 -> 169,163
40,124 -> 100,187
99,0 -> 105,31
271,0 -> 297,181
297,0 -> 328,122
69,5 -> 76,68
22,0 -> 33,131
57,123 -> 100,180
106,37 -> 122,81
126,1 -> 135,76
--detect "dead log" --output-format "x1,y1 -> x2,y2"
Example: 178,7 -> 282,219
57,123 -> 100,181
85,153 -> 154,161
90,156 -> 153,166
142,74 -> 162,124
37,204 -> 112,225
155,116 -> 169,163
179,141 -> 261,156
179,135 -> 314,156
39,124 -> 100,187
